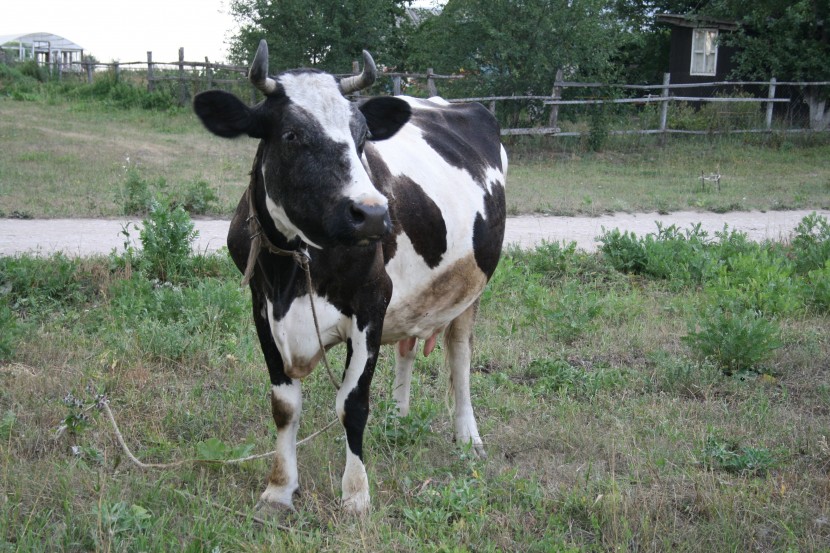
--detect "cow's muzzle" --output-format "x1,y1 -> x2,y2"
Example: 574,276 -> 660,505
346,200 -> 390,243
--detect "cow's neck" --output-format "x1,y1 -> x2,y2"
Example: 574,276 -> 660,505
241,167 -> 306,286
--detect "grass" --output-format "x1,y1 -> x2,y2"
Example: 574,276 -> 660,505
1,97 -> 830,218
1,217 -> 829,551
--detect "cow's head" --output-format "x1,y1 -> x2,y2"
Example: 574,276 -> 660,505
194,40 -> 411,248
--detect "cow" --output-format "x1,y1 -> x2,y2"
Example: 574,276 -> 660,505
193,40 -> 507,515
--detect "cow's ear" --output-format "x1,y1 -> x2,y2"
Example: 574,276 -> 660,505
194,90 -> 266,139
359,97 -> 411,141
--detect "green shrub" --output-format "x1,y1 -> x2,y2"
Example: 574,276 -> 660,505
712,249 -> 801,315
790,212 -> 830,274
119,167 -> 157,215
179,178 -> 219,215
805,260 -> 830,311
138,199 -> 198,282
0,254 -> 98,315
586,105 -> 609,152
683,300 -> 782,375
597,228 -> 648,275
598,223 -> 716,286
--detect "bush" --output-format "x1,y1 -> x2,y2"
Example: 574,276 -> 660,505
598,223 -> 715,286
683,300 -> 782,375
138,199 -> 198,282
712,249 -> 801,316
805,260 -> 830,312
119,167 -> 158,215
790,212 -> 830,275
179,179 -> 219,215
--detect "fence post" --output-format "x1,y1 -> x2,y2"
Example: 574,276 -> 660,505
205,56 -> 213,90
178,47 -> 187,106
85,61 -> 93,84
489,100 -> 496,115
147,52 -> 154,92
548,68 -> 564,131
113,61 -> 120,83
659,72 -> 671,143
393,75 -> 401,96
765,77 -> 777,131
427,68 -> 437,96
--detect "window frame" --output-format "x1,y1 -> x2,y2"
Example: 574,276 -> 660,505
690,28 -> 719,77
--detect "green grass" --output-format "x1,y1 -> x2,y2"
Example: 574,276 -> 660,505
1,97 -> 830,218
1,217 -> 829,551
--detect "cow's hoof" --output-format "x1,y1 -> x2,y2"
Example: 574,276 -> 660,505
254,498 -> 296,523
342,491 -> 370,516
472,442 -> 488,460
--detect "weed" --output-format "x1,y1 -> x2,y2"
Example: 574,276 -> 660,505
701,433 -> 778,476
137,199 -> 198,282
790,212 -> 830,274
683,300 -> 782,375
120,166 -> 155,215
372,398 -> 435,448
0,410 -> 16,441
179,178 -> 219,215
194,437 -> 255,461
0,299 -> 20,361
712,249 -> 801,316
805,260 -> 830,311
92,501 -> 153,551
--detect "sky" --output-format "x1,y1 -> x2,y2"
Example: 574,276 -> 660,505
0,0 -> 444,65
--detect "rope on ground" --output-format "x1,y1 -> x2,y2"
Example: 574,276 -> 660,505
102,401 -> 339,470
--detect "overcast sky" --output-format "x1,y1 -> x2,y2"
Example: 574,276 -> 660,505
1,0 -> 445,64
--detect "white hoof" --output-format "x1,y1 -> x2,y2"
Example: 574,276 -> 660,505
342,489 -> 371,515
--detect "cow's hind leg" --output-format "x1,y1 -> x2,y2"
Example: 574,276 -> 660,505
445,299 -> 486,458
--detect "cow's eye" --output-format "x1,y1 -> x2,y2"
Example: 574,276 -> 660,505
282,130 -> 298,142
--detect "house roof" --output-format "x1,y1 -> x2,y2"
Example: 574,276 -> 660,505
0,32 -> 84,52
656,13 -> 739,31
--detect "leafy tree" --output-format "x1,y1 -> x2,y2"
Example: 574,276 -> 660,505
611,1 -> 715,83
709,0 -> 830,129
408,0 -> 622,125
228,0 -> 412,73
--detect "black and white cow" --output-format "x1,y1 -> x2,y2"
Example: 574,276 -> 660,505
194,40 -> 506,515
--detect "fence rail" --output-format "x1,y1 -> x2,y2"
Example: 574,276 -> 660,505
5,47 -> 829,137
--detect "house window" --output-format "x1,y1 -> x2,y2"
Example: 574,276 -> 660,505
690,28 -> 718,76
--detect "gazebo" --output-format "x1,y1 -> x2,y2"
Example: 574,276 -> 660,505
0,32 -> 85,69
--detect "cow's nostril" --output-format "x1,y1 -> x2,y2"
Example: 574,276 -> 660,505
350,204 -> 367,223
348,201 -> 389,239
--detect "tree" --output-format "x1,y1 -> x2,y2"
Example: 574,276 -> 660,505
408,0 -> 622,125
709,0 -> 830,129
228,0 -> 412,73
610,1 -> 715,83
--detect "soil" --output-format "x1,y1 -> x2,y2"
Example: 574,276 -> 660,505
1,210 -> 828,257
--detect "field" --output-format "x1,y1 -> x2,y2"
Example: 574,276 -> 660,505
1,93 -> 830,551
1,99 -> 830,218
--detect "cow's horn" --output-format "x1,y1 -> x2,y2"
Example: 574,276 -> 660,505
249,39 -> 278,95
339,50 -> 377,95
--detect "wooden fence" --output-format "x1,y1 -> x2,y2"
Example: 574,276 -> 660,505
11,47 -> 830,137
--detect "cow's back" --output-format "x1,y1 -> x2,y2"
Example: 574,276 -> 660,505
365,97 -> 507,343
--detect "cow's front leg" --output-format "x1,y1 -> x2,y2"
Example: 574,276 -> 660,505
256,380 -> 302,512
250,292 -> 302,514
336,320 -> 382,514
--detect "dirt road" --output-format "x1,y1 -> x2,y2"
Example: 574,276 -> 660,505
1,210 -> 828,257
